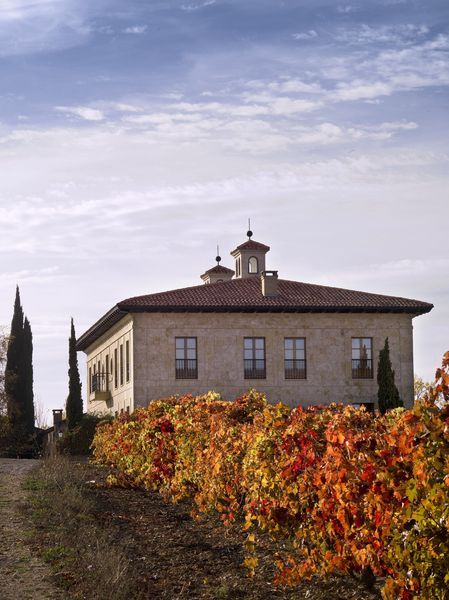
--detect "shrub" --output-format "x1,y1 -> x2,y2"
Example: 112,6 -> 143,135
58,414 -> 110,455
92,353 -> 449,600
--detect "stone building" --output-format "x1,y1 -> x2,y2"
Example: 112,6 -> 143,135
76,232 -> 433,415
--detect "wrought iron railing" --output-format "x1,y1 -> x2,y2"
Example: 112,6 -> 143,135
352,359 -> 373,379
284,359 -> 307,379
175,359 -> 198,379
91,372 -> 109,393
244,359 -> 266,379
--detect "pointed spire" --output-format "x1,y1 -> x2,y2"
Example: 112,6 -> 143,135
247,218 -> 253,240
216,245 -> 221,265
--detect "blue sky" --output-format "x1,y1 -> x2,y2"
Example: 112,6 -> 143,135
0,0 -> 448,423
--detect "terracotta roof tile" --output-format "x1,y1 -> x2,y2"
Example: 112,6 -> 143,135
77,278 -> 433,351
231,239 -> 270,255
201,264 -> 235,276
118,277 -> 432,313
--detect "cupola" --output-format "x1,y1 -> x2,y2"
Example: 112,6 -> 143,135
200,250 -> 234,284
230,228 -> 270,279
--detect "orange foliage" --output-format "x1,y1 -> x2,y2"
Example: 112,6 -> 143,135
92,352 -> 449,600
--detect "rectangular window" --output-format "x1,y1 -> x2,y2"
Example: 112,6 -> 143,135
89,367 -> 92,393
114,348 -> 118,388
352,338 -> 373,379
119,344 -> 124,386
125,340 -> 130,383
105,354 -> 109,390
244,337 -> 266,379
284,338 -> 306,379
175,337 -> 198,379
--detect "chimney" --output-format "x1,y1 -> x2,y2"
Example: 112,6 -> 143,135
261,270 -> 279,297
52,409 -> 63,427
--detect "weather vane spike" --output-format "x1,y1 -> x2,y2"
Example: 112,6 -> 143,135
215,244 -> 221,264
247,218 -> 253,239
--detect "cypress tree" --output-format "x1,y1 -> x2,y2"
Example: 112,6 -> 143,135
377,337 -> 403,414
23,317 -> 35,436
5,286 -> 25,429
66,318 -> 83,430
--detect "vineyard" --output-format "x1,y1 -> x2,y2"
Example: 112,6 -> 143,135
92,352 -> 449,600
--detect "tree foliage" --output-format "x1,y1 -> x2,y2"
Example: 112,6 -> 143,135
92,352 -> 449,600
377,337 -> 403,414
66,318 -> 83,430
5,286 -> 35,438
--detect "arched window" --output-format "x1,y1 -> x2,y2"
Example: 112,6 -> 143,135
248,256 -> 258,274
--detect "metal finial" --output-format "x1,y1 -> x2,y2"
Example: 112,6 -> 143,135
216,245 -> 221,264
247,218 -> 253,239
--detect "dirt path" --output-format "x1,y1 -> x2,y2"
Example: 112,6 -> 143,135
0,459 -> 62,600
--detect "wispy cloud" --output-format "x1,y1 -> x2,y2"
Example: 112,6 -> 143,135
335,23 -> 429,45
54,106 -> 105,121
123,25 -> 147,34
337,5 -> 357,14
0,0 -> 102,56
181,0 -> 216,11
292,30 -> 318,41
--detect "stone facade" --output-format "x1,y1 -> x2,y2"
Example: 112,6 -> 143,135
85,315 -> 133,416
83,310 -> 414,414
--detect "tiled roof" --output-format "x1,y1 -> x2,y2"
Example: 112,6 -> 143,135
76,277 -> 433,351
201,264 -> 235,276
118,278 -> 432,313
231,239 -> 270,255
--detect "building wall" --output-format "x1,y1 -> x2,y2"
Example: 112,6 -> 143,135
132,311 -> 415,409
84,315 -> 134,415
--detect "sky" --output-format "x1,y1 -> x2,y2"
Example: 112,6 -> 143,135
0,0 -> 448,425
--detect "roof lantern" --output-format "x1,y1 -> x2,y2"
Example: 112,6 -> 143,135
230,222 -> 270,279
200,245 -> 234,284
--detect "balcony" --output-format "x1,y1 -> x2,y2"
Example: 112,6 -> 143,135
244,359 -> 266,379
284,359 -> 306,380
175,359 -> 198,379
90,372 -> 112,402
352,359 -> 373,379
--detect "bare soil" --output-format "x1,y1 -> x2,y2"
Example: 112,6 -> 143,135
87,464 -> 382,600
0,459 -> 63,600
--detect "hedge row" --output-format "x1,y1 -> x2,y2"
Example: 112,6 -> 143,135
92,352 -> 449,600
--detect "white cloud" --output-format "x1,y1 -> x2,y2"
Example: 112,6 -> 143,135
334,80 -> 393,101
123,25 -> 147,34
335,24 -> 430,45
55,106 -> 105,121
181,0 -> 216,11
0,0 -> 102,56
292,30 -> 318,41
337,5 -> 357,13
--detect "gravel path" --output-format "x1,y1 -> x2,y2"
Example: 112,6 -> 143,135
0,459 -> 62,600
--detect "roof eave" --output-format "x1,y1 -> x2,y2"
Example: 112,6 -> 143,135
76,306 -> 129,352
116,304 -> 433,315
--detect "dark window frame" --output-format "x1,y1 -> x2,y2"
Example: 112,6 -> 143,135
284,337 -> 307,379
125,340 -> 130,383
114,348 -> 118,388
175,337 -> 198,379
119,343 -> 124,386
248,256 -> 259,274
244,337 -> 266,379
351,337 -> 373,379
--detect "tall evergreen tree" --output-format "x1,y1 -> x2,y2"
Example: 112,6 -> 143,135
66,318 -> 83,430
23,317 -> 35,435
377,337 -> 403,414
5,286 -> 25,429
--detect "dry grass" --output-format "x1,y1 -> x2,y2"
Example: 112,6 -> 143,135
23,456 -> 382,599
24,455 -> 138,599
